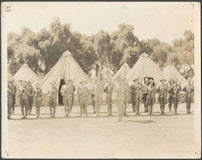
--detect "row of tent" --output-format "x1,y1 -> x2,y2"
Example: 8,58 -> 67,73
9,51 -> 192,93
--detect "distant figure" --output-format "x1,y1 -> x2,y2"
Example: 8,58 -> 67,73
123,77 -> 129,115
157,79 -> 167,115
167,79 -> 174,112
142,76 -> 149,112
19,81 -> 29,119
172,79 -> 181,114
48,82 -> 58,118
27,81 -> 34,114
91,80 -> 97,114
77,81 -> 90,117
95,80 -> 103,117
7,80 -> 16,119
104,79 -> 114,116
115,77 -> 125,121
146,78 -> 156,115
34,83 -> 42,118
130,77 -> 142,115
183,78 -> 194,114
70,80 -> 76,112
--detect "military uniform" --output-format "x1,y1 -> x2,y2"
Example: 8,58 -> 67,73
142,79 -> 149,112
95,82 -> 103,116
157,80 -> 167,115
77,82 -> 90,117
123,79 -> 129,115
19,84 -> 29,118
183,81 -> 194,113
34,85 -> 42,118
8,82 -> 16,119
130,79 -> 142,115
48,85 -> 58,117
61,81 -> 75,117
115,79 -> 125,121
172,83 -> 181,114
27,82 -> 34,114
167,80 -> 174,112
146,83 -> 156,115
91,83 -> 96,114
104,82 -> 114,115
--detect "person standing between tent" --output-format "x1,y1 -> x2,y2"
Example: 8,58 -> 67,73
8,80 -> 16,114
7,80 -> 16,119
130,77 -> 143,115
19,81 -> 29,119
91,79 -> 97,114
69,79 -> 76,112
104,79 -> 114,116
60,79 -> 74,117
95,80 -> 103,117
157,79 -> 167,115
48,82 -> 58,118
27,81 -> 34,115
123,77 -> 129,115
33,83 -> 42,118
183,78 -> 194,114
167,79 -> 174,112
77,81 -> 90,117
114,77 -> 125,121
146,78 -> 156,115
142,76 -> 150,113
172,78 -> 181,114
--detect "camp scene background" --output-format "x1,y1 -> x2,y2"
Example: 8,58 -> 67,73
3,2 -> 200,159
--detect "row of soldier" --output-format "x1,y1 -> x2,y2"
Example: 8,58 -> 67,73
8,76 -> 194,121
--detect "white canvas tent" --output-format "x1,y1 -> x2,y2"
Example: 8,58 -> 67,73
126,53 -> 165,84
112,63 -> 130,81
40,50 -> 92,93
13,64 -> 40,84
163,65 -> 188,88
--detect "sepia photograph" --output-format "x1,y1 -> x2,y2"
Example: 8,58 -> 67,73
1,2 -> 201,158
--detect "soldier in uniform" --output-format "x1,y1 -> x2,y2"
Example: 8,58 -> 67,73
34,83 -> 42,118
183,78 -> 194,114
114,77 -> 125,121
130,77 -> 142,115
69,79 -> 76,112
123,77 -> 129,115
95,80 -> 103,117
48,81 -> 58,118
91,80 -> 96,114
19,81 -> 29,119
104,79 -> 114,115
9,80 -> 16,114
172,78 -> 181,114
157,79 -> 167,115
167,79 -> 174,112
27,81 -> 34,114
142,76 -> 149,112
60,79 -> 74,117
7,80 -> 16,119
147,78 -> 156,115
77,81 -> 90,117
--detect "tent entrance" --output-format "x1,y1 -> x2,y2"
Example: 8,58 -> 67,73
58,79 -> 65,105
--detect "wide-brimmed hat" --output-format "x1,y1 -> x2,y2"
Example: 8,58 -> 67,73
160,78 -> 166,82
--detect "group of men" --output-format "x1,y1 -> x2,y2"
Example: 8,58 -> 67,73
8,76 -> 194,121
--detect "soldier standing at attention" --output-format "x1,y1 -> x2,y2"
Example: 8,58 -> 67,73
27,81 -> 34,115
104,79 -> 114,116
167,79 -> 174,112
183,78 -> 194,114
9,80 -> 16,114
95,80 -> 103,117
123,77 -> 129,115
7,80 -> 16,119
48,82 -> 58,118
130,78 -> 142,115
77,81 -> 90,117
172,79 -> 181,114
142,76 -> 149,113
69,79 -> 76,112
19,81 -> 29,119
60,79 -> 74,117
157,79 -> 167,115
34,83 -> 42,118
91,80 -> 96,114
146,78 -> 156,115
114,77 -> 125,121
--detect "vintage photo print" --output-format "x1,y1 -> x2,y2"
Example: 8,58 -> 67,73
1,2 -> 201,158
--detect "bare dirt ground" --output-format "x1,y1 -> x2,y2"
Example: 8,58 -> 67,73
6,103 -> 196,158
